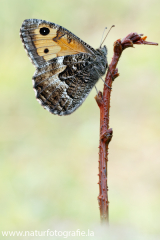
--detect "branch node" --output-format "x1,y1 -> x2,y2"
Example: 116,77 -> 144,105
100,128 -> 113,144
95,91 -> 103,107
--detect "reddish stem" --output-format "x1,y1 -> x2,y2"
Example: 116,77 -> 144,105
95,33 -> 158,223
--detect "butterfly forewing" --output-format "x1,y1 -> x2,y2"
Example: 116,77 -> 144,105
20,19 -> 92,67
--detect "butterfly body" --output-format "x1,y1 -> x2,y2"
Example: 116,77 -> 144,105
20,19 -> 108,115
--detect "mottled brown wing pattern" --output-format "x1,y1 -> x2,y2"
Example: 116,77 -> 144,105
20,19 -> 108,115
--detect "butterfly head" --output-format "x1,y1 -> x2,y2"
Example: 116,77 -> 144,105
96,45 -> 107,58
99,45 -> 107,54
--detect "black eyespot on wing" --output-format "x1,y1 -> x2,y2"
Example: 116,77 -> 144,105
44,48 -> 49,53
40,27 -> 50,36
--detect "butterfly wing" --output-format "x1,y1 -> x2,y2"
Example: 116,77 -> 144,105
32,53 -> 102,115
20,19 -> 96,67
20,19 -> 107,115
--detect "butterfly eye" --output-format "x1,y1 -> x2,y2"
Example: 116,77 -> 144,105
40,27 -> 50,35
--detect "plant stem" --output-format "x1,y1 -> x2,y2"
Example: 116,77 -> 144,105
95,33 -> 158,223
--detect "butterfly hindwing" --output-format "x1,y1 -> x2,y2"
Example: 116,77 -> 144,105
33,54 -> 100,115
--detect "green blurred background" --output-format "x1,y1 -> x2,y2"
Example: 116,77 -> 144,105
0,0 -> 160,239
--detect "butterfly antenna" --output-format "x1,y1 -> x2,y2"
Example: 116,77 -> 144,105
100,27 -> 107,48
100,25 -> 115,48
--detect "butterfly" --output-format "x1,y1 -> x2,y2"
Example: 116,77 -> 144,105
20,19 -> 108,116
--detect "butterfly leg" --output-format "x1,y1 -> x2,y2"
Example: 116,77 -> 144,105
99,76 -> 112,90
95,85 -> 99,94
108,67 -> 114,81
94,68 -> 112,90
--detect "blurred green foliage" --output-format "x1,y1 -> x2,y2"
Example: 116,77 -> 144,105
0,0 -> 160,239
